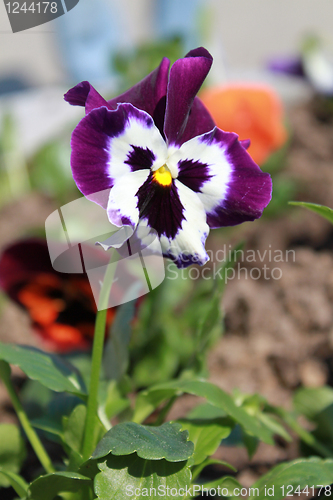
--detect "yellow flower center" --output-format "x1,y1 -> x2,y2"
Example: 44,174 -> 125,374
153,165 -> 172,187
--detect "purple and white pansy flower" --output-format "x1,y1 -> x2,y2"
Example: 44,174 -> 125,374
65,47 -> 272,268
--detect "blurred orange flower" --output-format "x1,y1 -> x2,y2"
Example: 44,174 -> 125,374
200,84 -> 287,165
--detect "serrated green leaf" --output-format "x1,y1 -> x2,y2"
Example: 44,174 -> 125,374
0,469 -> 28,498
289,201 -> 333,224
93,422 -> 194,462
0,424 -> 26,488
27,472 -> 91,500
177,418 -> 232,465
0,342 -> 87,397
248,457 -> 333,500
134,380 -> 274,444
95,453 -> 190,500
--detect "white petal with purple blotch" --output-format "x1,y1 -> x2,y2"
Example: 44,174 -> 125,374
168,130 -> 231,212
109,107 -> 168,179
159,180 -> 210,268
169,128 -> 272,228
107,170 -> 149,227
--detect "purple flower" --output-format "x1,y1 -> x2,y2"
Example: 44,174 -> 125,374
65,47 -> 272,268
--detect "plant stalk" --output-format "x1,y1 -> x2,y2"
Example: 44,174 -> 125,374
82,257 -> 115,459
0,361 -> 55,474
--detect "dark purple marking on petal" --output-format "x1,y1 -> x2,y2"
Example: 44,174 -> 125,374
136,173 -> 185,239
108,58 -> 170,133
164,47 -> 213,146
71,104 -> 155,208
125,145 -> 156,171
64,81 -> 110,114
163,249 -> 207,269
177,159 -> 212,193
202,128 -> 272,228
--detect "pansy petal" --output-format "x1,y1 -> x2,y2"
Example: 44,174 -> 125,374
177,96 -> 215,145
159,180 -> 209,268
71,103 -> 167,208
164,47 -> 213,146
108,57 -> 170,134
64,81 -> 110,114
170,127 -> 272,228
135,175 -> 209,268
107,170 -> 150,227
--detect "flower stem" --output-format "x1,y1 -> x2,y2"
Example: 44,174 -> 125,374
82,258 -> 115,459
0,361 -> 55,474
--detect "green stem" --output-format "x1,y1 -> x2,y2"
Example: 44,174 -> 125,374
0,361 -> 55,474
82,258 -> 115,459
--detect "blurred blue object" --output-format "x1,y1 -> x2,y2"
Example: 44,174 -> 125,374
156,0 -> 203,51
56,0 -> 128,85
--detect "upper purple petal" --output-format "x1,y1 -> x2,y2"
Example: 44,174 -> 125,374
176,96 -> 215,145
64,81 -> 111,114
164,47 -> 213,146
108,57 -> 170,133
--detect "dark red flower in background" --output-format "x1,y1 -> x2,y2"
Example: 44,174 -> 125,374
0,239 -> 116,352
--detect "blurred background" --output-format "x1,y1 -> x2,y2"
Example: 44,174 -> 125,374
2,0 -> 333,486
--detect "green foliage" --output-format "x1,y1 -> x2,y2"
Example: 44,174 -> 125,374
130,243 -> 244,386
103,300 -> 136,381
177,418 -> 232,465
294,386 -> 333,454
93,422 -> 194,462
113,36 -> 184,92
133,380 -> 274,444
94,454 -> 190,500
0,342 -> 87,397
289,201 -> 333,224
0,424 -> 26,488
28,139 -> 78,204
248,457 -> 333,500
27,472 -> 91,500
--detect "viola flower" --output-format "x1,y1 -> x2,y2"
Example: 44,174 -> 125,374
65,48 -> 272,268
0,239 -> 115,352
200,84 -> 288,166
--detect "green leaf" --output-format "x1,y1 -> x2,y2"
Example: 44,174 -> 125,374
177,418 -> 232,465
0,424 -> 26,488
101,381 -> 131,421
294,386 -> 333,449
248,457 -> 333,500
103,300 -> 136,381
0,342 -> 87,397
134,380 -> 274,444
195,242 -> 244,352
289,201 -> 333,225
93,422 -> 194,462
95,453 -> 190,500
63,404 -> 105,460
192,476 -> 241,498
191,458 -> 236,482
27,472 -> 91,500
0,469 -> 28,498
